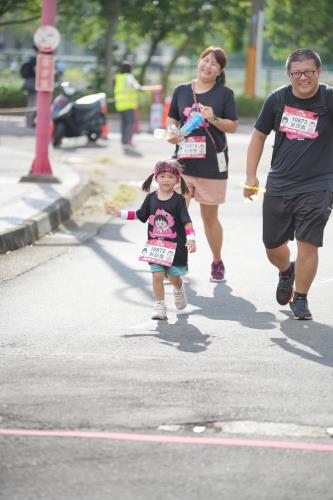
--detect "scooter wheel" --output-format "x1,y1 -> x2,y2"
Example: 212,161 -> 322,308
88,132 -> 99,142
52,136 -> 62,148
52,123 -> 65,148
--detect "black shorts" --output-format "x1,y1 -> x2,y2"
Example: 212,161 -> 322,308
263,191 -> 333,249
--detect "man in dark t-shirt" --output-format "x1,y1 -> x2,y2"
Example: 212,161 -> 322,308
243,48 -> 333,321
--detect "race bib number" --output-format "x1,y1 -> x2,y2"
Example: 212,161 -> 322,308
177,136 -> 206,159
279,105 -> 318,139
139,239 -> 177,267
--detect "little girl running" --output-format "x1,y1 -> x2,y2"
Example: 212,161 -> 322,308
106,159 -> 196,320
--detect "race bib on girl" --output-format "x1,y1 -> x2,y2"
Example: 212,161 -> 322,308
139,239 -> 177,267
177,136 -> 206,159
279,106 -> 318,139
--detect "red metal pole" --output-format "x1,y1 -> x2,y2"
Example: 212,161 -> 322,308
28,0 -> 57,182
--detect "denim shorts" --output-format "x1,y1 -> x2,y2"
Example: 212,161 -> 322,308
149,264 -> 188,276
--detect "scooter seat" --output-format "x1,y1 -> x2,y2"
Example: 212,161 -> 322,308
75,92 -> 106,108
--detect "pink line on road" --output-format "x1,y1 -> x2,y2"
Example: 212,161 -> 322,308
1,428 -> 333,453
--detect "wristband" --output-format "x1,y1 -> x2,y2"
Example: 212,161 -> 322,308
120,210 -> 136,220
185,228 -> 196,241
243,185 -> 266,193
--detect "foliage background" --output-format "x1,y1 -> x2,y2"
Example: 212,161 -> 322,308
1,0 -> 333,116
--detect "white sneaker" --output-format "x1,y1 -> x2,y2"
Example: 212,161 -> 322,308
173,286 -> 187,310
151,300 -> 167,320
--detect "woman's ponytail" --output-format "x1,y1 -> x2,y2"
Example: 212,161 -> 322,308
217,69 -> 225,85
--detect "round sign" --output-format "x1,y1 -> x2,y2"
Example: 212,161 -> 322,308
34,25 -> 60,53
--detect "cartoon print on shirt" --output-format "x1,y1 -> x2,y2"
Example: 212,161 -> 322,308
183,103 -> 208,129
148,209 -> 177,239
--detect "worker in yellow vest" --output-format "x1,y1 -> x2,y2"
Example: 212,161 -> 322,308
114,62 -> 142,156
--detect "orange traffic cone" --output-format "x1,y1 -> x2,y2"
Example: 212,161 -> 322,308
162,94 -> 172,128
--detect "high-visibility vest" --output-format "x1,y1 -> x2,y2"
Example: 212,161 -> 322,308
114,73 -> 138,111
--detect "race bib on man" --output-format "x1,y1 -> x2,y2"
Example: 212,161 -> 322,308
279,105 -> 318,139
177,136 -> 206,159
139,239 -> 177,267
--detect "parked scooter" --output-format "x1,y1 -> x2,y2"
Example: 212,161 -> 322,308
51,82 -> 109,147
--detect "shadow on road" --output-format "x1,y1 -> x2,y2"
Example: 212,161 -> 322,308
124,313 -> 211,354
272,311 -> 333,367
186,281 -> 276,330
53,141 -> 108,152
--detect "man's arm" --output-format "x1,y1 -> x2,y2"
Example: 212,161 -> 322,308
243,129 -> 267,200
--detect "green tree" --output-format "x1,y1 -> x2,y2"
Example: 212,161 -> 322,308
0,0 -> 40,26
264,0 -> 333,62
119,0 -> 251,94
0,0 -> 252,96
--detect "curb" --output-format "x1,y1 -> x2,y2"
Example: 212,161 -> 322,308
0,175 -> 91,254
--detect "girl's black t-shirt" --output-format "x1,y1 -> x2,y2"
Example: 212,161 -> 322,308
136,191 -> 192,266
168,82 -> 238,179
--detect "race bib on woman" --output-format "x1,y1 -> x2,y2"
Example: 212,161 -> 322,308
177,136 -> 206,159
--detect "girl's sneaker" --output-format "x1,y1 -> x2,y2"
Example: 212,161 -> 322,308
151,300 -> 167,320
173,286 -> 187,310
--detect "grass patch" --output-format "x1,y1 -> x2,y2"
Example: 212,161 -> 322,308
98,156 -> 111,164
105,183 -> 137,207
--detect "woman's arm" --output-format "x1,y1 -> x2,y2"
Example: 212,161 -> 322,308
200,105 -> 238,133
166,117 -> 182,144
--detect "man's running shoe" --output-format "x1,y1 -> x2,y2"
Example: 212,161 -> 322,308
210,260 -> 225,282
151,300 -> 167,320
276,261 -> 295,305
290,294 -> 313,320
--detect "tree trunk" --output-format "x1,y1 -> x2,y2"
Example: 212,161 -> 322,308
138,28 -> 167,84
160,37 -> 192,99
104,0 -> 121,94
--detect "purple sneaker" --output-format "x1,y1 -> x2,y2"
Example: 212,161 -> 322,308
210,260 -> 225,282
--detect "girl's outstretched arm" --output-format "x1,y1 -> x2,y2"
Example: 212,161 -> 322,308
106,204 -> 121,217
106,203 -> 137,220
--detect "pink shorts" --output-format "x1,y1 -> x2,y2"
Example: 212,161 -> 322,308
182,175 -> 227,205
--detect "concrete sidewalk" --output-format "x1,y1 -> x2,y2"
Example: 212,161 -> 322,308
0,143 -> 91,254
0,112 -> 150,255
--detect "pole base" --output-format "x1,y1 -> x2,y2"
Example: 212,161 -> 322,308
19,174 -> 61,184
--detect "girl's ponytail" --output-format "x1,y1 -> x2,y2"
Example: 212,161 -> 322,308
180,176 -> 189,195
142,173 -> 154,192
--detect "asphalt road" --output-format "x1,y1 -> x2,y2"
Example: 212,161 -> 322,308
1,119 -> 333,500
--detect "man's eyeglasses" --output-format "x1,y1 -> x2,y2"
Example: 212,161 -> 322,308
290,70 -> 317,80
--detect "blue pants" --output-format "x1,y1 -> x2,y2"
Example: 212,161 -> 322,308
120,109 -> 135,145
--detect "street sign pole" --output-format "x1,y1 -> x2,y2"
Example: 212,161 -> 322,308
245,0 -> 264,98
21,0 -> 60,183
